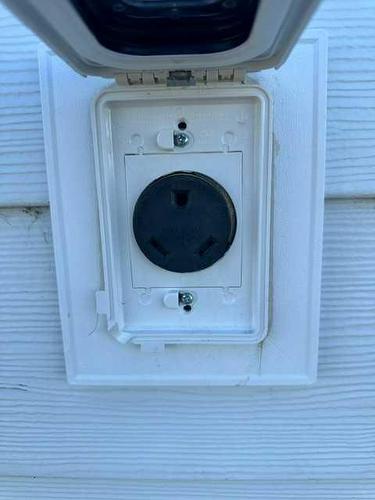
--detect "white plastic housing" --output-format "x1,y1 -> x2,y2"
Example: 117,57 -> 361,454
39,31 -> 326,385
92,88 -> 271,346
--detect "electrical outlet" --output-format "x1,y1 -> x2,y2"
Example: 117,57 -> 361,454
132,171 -> 237,274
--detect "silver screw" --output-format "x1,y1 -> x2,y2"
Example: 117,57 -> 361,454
174,131 -> 190,148
179,291 -> 194,306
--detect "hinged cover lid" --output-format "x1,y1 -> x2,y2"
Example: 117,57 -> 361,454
117,68 -> 247,86
4,0 -> 319,77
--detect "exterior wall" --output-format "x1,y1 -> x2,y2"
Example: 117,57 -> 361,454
0,1 -> 374,497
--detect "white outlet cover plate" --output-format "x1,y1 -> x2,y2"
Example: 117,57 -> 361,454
92,87 -> 271,347
40,31 -> 327,385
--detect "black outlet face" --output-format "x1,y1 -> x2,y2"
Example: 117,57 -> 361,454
133,172 -> 237,273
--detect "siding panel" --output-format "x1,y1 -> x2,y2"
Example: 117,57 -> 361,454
0,201 -> 374,482
0,478 -> 374,500
0,6 -> 47,206
310,0 -> 375,196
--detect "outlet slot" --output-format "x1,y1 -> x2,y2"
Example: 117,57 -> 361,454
172,189 -> 189,208
197,236 -> 217,256
149,237 -> 169,257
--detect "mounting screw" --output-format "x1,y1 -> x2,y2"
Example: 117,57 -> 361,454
174,131 -> 190,148
179,291 -> 194,306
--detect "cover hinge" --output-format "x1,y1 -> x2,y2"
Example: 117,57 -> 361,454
116,68 -> 246,86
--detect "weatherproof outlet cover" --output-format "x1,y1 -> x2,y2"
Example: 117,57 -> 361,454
39,31 -> 326,385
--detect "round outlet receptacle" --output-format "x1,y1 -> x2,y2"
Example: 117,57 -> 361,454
132,171 -> 237,273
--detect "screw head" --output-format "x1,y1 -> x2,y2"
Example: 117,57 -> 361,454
174,131 -> 190,148
179,291 -> 194,306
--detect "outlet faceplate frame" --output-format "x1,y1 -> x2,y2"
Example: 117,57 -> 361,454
92,87 -> 272,346
39,31 -> 326,385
